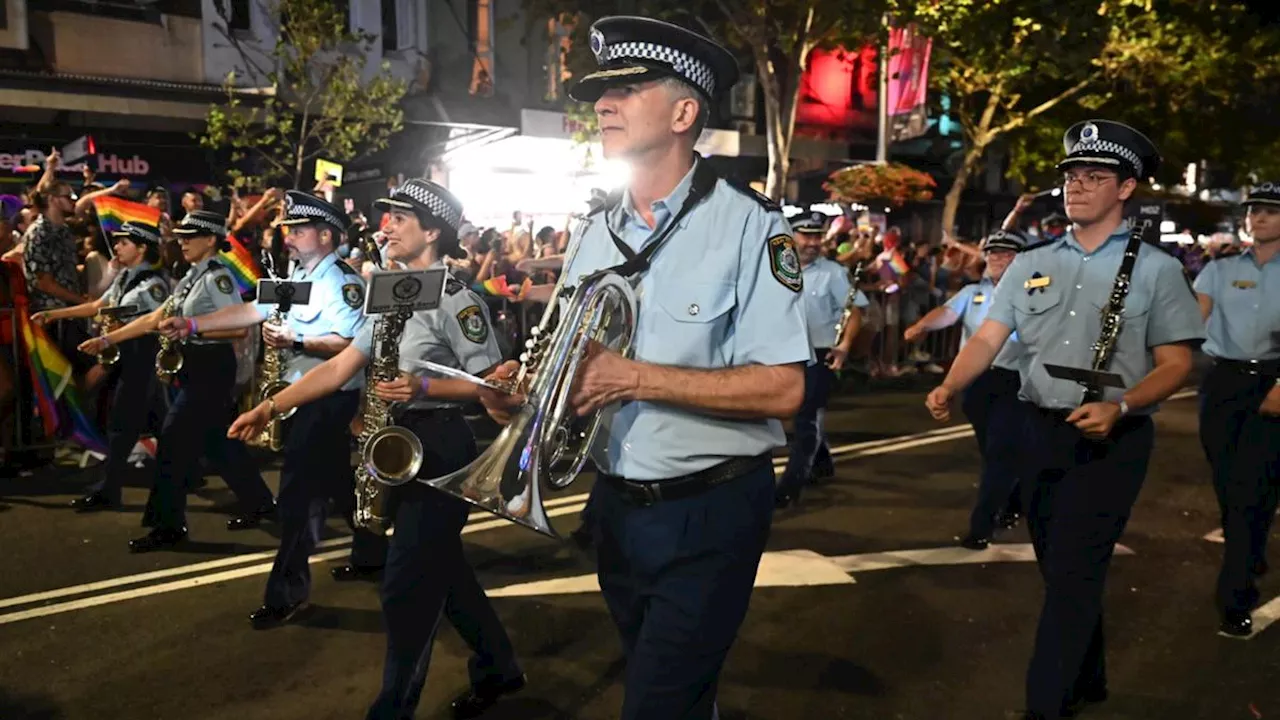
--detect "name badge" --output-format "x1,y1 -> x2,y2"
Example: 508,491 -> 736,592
1232,280 -> 1257,289
972,294 -> 986,304
1024,274 -> 1051,291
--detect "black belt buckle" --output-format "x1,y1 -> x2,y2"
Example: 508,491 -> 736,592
635,481 -> 663,507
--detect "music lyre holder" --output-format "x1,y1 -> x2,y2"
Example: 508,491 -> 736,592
364,267 -> 447,316
1043,363 -> 1125,400
256,279 -> 313,312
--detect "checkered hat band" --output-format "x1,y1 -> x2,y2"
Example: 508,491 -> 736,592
288,202 -> 344,228
601,41 -> 715,97
178,215 -> 226,235
395,182 -> 462,231
1070,139 -> 1143,176
1246,182 -> 1280,204
119,222 -> 161,245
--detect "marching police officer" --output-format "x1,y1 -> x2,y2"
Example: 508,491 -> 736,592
227,179 -> 523,719
480,17 -> 809,720
45,221 -> 169,511
88,210 -> 276,552
906,229 -> 1028,547
925,120 -> 1203,719
1193,180 -> 1280,637
776,210 -> 867,507
168,191 -> 381,627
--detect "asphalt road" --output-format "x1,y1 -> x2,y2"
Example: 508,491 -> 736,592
1,382 -> 1276,720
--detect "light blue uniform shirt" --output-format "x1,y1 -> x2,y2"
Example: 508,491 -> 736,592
174,257 -> 243,345
802,257 -> 868,348
254,253 -> 367,391
987,225 -> 1204,412
562,161 -> 813,480
945,275 -> 1025,371
103,266 -> 169,318
353,264 -> 502,410
1193,248 -> 1280,360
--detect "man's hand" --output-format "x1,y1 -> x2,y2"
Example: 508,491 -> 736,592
77,336 -> 108,356
826,347 -> 848,371
1066,401 -> 1122,439
904,323 -> 926,343
1015,193 -> 1036,211
158,316 -> 191,340
374,372 -> 419,403
1260,384 -> 1280,417
570,341 -> 640,416
262,321 -> 295,349
31,311 -> 53,327
479,360 -> 525,425
111,178 -> 130,194
925,385 -> 955,422
228,404 -> 272,443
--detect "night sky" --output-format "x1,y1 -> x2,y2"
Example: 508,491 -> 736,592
1244,0 -> 1280,25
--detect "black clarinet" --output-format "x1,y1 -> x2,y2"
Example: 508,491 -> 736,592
1083,227 -> 1143,403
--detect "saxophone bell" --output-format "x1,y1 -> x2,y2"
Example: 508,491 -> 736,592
155,297 -> 184,382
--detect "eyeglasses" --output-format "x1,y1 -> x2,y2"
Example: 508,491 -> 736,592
1061,171 -> 1117,191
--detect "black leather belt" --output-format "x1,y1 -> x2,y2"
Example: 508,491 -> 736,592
598,453 -> 772,507
1213,357 -> 1280,378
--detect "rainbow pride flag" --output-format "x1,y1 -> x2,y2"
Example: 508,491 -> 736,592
7,261 -> 107,454
472,275 -> 531,299
219,234 -> 263,294
92,195 -> 162,236
887,250 -> 911,276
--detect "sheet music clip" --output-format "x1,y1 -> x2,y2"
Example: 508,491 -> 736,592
364,267 -> 447,315
1043,363 -> 1126,390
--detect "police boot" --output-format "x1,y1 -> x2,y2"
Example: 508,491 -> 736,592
128,527 -> 188,553
450,675 -> 526,719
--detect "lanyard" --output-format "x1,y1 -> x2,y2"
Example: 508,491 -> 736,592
602,159 -> 718,279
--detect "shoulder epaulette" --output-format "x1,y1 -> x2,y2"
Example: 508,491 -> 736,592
722,176 -> 781,213
445,277 -> 467,296
334,259 -> 359,276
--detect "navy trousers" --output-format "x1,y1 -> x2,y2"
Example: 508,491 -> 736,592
960,367 -> 1024,538
88,337 -> 164,504
779,355 -> 834,492
144,344 -> 274,531
366,409 -> 521,720
1199,363 -> 1280,615
263,389 -> 386,608
593,461 -> 775,720
1018,404 -> 1153,717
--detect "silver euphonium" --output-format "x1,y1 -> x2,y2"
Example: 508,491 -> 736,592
352,236 -> 424,533
419,218 -> 638,538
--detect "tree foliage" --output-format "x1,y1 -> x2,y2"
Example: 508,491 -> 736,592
525,0 -> 884,200
200,0 -> 407,191
888,0 -> 1280,230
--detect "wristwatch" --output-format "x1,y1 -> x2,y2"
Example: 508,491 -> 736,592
292,337 -> 305,353
1118,399 -> 1130,416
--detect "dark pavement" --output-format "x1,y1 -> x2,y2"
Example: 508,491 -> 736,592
1,381 -> 1277,720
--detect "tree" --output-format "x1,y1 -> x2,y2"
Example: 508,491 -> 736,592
887,0 -> 1266,232
200,0 -> 407,190
527,1 -> 883,201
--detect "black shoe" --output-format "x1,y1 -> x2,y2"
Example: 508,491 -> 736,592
128,527 -> 188,553
248,601 -> 308,629
330,564 -> 383,582
71,492 -> 116,513
226,502 -> 276,531
1062,685 -> 1108,717
450,675 -> 527,719
774,486 -> 801,509
1220,610 -> 1253,637
960,534 -> 990,550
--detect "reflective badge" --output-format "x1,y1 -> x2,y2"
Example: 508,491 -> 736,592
973,293 -> 985,304
215,275 -> 234,295
342,283 -> 364,308
767,234 -> 802,293
1024,272 -> 1051,294
457,305 -> 489,344
149,284 -> 167,302
1232,280 -> 1257,289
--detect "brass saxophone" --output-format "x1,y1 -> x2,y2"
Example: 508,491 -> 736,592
155,296 -> 183,382
254,287 -> 298,451
93,311 -> 124,367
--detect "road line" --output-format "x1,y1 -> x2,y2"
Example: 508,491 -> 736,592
831,542 -> 1134,574
1241,594 -> 1280,639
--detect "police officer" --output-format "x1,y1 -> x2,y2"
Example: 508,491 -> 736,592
479,17 -> 809,720
1193,180 -> 1280,637
906,229 -> 1028,548
168,192 -> 381,627
228,179 -> 523,719
89,210 -> 276,552
776,210 -> 867,507
46,221 -> 169,511
925,120 -> 1203,719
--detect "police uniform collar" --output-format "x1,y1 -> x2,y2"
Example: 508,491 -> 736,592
1062,222 -> 1133,254
618,158 -> 699,226
298,252 -> 338,280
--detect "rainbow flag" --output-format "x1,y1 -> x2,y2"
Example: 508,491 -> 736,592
888,250 -> 911,276
92,195 -> 162,236
8,262 -> 107,454
219,234 -> 263,294
472,275 -> 532,299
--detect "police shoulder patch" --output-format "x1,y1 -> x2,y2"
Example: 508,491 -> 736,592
767,234 -> 802,293
148,283 -> 168,302
342,283 -> 364,309
456,305 -> 489,344
214,274 -> 234,295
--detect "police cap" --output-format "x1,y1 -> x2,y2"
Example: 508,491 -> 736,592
568,16 -> 739,104
1243,181 -> 1280,208
278,190 -> 347,238
1057,119 -> 1161,180
790,211 -> 829,234
110,220 -> 162,246
374,178 -> 467,259
981,228 -> 1027,253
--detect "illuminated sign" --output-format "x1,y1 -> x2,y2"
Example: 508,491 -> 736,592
0,149 -> 151,176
